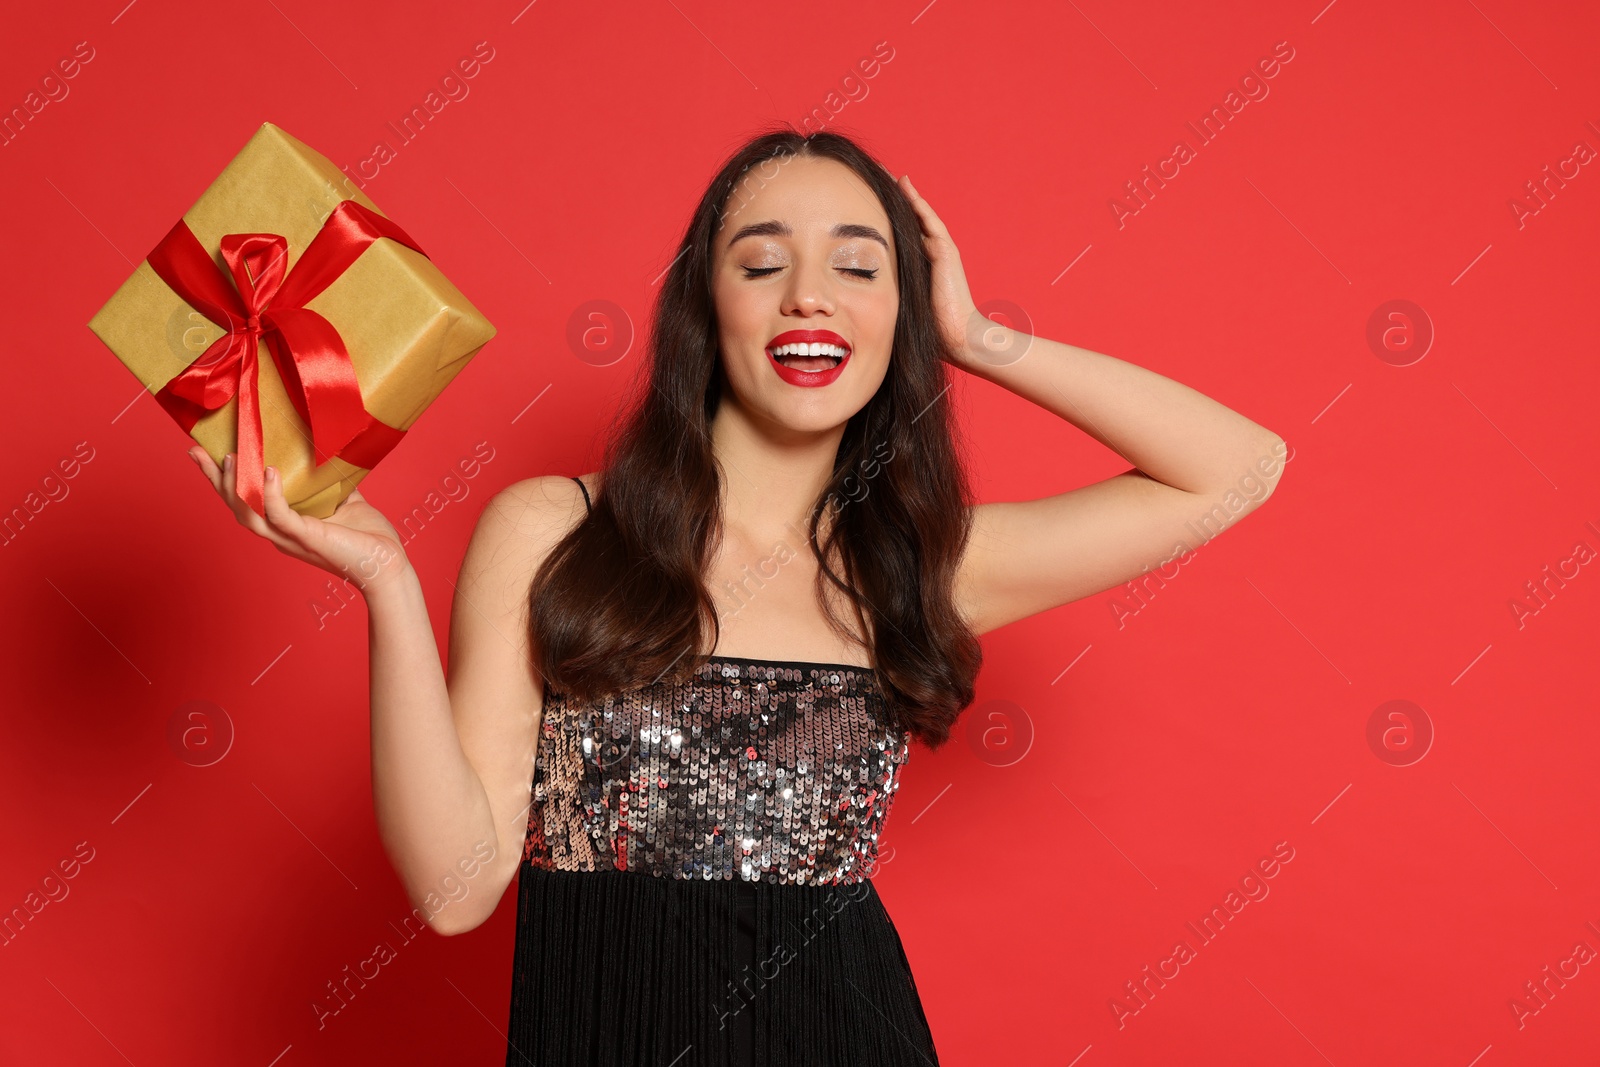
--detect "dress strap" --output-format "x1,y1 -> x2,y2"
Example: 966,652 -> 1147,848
572,476 -> 592,515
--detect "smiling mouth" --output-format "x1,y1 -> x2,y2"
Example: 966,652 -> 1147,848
767,341 -> 849,371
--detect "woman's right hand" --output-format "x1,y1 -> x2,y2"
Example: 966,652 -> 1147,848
188,448 -> 413,596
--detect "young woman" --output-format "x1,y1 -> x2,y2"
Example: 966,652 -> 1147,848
189,128 -> 1284,1065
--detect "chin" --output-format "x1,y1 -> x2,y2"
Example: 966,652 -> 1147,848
720,356 -> 880,431
761,402 -> 855,435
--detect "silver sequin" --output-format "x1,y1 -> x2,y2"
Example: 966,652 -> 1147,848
523,658 -> 909,885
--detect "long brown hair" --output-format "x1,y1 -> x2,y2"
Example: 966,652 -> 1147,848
528,124 -> 980,750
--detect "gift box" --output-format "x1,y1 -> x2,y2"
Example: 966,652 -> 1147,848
87,121 -> 496,518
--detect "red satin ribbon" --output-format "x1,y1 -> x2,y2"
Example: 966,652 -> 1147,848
145,200 -> 426,517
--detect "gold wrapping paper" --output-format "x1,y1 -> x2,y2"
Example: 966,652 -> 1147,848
87,121 -> 497,517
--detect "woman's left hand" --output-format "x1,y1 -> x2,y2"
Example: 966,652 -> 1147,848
899,174 -> 982,368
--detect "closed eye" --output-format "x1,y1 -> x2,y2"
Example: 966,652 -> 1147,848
741,266 -> 879,279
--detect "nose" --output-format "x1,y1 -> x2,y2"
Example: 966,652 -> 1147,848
779,259 -> 836,317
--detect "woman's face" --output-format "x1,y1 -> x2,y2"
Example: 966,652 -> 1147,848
709,154 -> 898,435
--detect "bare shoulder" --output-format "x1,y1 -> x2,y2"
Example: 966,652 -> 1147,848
459,475 -> 591,608
482,474 -> 591,538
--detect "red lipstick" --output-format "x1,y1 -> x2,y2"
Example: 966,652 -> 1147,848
765,329 -> 851,387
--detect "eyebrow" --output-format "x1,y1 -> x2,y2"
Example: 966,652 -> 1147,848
726,219 -> 890,252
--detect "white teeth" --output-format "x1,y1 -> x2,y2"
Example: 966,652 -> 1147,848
769,342 -> 848,358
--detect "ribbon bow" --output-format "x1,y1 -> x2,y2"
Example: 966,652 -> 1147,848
145,200 -> 424,517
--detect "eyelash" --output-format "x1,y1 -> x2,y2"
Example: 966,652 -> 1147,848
741,266 -> 878,280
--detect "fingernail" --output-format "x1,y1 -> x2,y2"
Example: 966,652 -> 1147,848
266,466 -> 276,482
186,449 -> 199,465
224,453 -> 234,472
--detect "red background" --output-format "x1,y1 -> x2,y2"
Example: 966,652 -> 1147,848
3,0 -> 1598,1063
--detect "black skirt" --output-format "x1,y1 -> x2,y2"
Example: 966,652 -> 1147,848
505,863 -> 941,1066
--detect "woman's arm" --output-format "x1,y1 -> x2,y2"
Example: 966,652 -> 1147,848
899,175 -> 1285,635
953,328 -> 1285,633
365,477 -> 581,935
186,450 -> 568,935
364,567 -> 509,934
961,325 -> 1284,496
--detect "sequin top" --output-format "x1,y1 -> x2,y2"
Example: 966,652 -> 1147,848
522,656 -> 909,886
